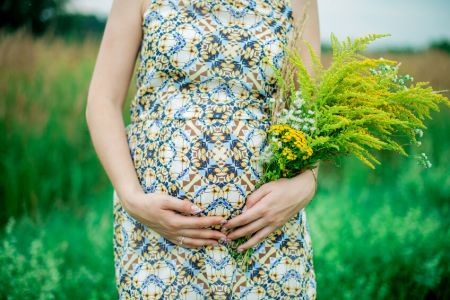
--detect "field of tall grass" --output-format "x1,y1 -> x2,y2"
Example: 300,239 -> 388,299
1,29 -> 449,299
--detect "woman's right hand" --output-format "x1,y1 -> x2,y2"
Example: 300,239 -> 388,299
118,189 -> 229,249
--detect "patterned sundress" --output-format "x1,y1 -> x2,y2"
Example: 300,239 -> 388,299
113,0 -> 316,299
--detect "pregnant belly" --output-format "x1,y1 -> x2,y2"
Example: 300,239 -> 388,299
125,117 -> 270,225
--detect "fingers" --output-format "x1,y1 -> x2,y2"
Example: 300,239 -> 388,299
226,217 -> 267,241
168,225 -> 229,249
236,226 -> 274,252
178,228 -> 227,241
245,183 -> 271,210
169,236 -> 219,249
163,197 -> 204,215
165,210 -> 227,230
221,200 -> 267,231
160,197 -> 227,229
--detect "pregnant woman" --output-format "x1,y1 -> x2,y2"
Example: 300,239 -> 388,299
86,0 -> 321,298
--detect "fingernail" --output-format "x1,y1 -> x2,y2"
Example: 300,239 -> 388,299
242,206 -> 247,212
191,204 -> 203,214
237,247 -> 244,252
219,237 -> 227,243
220,219 -> 227,225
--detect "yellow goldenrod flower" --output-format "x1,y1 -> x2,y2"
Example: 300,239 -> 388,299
269,124 -> 313,160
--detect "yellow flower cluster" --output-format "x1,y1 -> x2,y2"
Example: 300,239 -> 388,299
269,124 -> 313,160
281,148 -> 297,160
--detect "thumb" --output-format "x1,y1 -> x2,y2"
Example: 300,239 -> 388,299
163,197 -> 204,215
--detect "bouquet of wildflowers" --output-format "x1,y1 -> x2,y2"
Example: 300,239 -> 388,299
226,12 -> 450,274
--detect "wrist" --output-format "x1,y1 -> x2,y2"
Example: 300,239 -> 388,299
296,167 -> 318,201
116,184 -> 144,212
309,168 -> 318,199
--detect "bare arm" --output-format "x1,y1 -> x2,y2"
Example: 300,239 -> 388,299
85,0 -> 227,248
292,0 -> 321,186
291,0 -> 321,81
85,0 -> 145,207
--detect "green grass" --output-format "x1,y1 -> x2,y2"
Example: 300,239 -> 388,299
0,192 -> 115,299
310,131 -> 450,299
0,30 -> 449,299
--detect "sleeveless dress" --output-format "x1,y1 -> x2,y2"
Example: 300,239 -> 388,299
112,0 -> 316,299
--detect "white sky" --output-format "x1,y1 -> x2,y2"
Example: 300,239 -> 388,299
66,0 -> 450,49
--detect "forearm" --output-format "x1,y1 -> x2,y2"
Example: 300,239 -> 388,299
86,99 -> 143,205
292,0 -> 321,79
289,159 -> 320,202
294,0 -> 321,185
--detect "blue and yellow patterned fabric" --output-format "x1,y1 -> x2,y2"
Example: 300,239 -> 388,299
113,0 -> 316,298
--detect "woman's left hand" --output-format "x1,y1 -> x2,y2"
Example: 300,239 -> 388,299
221,169 -> 317,252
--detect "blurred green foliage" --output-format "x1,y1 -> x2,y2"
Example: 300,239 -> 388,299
51,13 -> 106,42
0,31 -> 110,224
430,40 -> 450,54
0,30 -> 449,299
0,193 -> 115,299
0,0 -> 69,35
0,0 -> 106,40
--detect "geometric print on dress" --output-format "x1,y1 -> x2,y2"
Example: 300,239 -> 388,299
130,0 -> 295,124
113,0 -> 317,298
